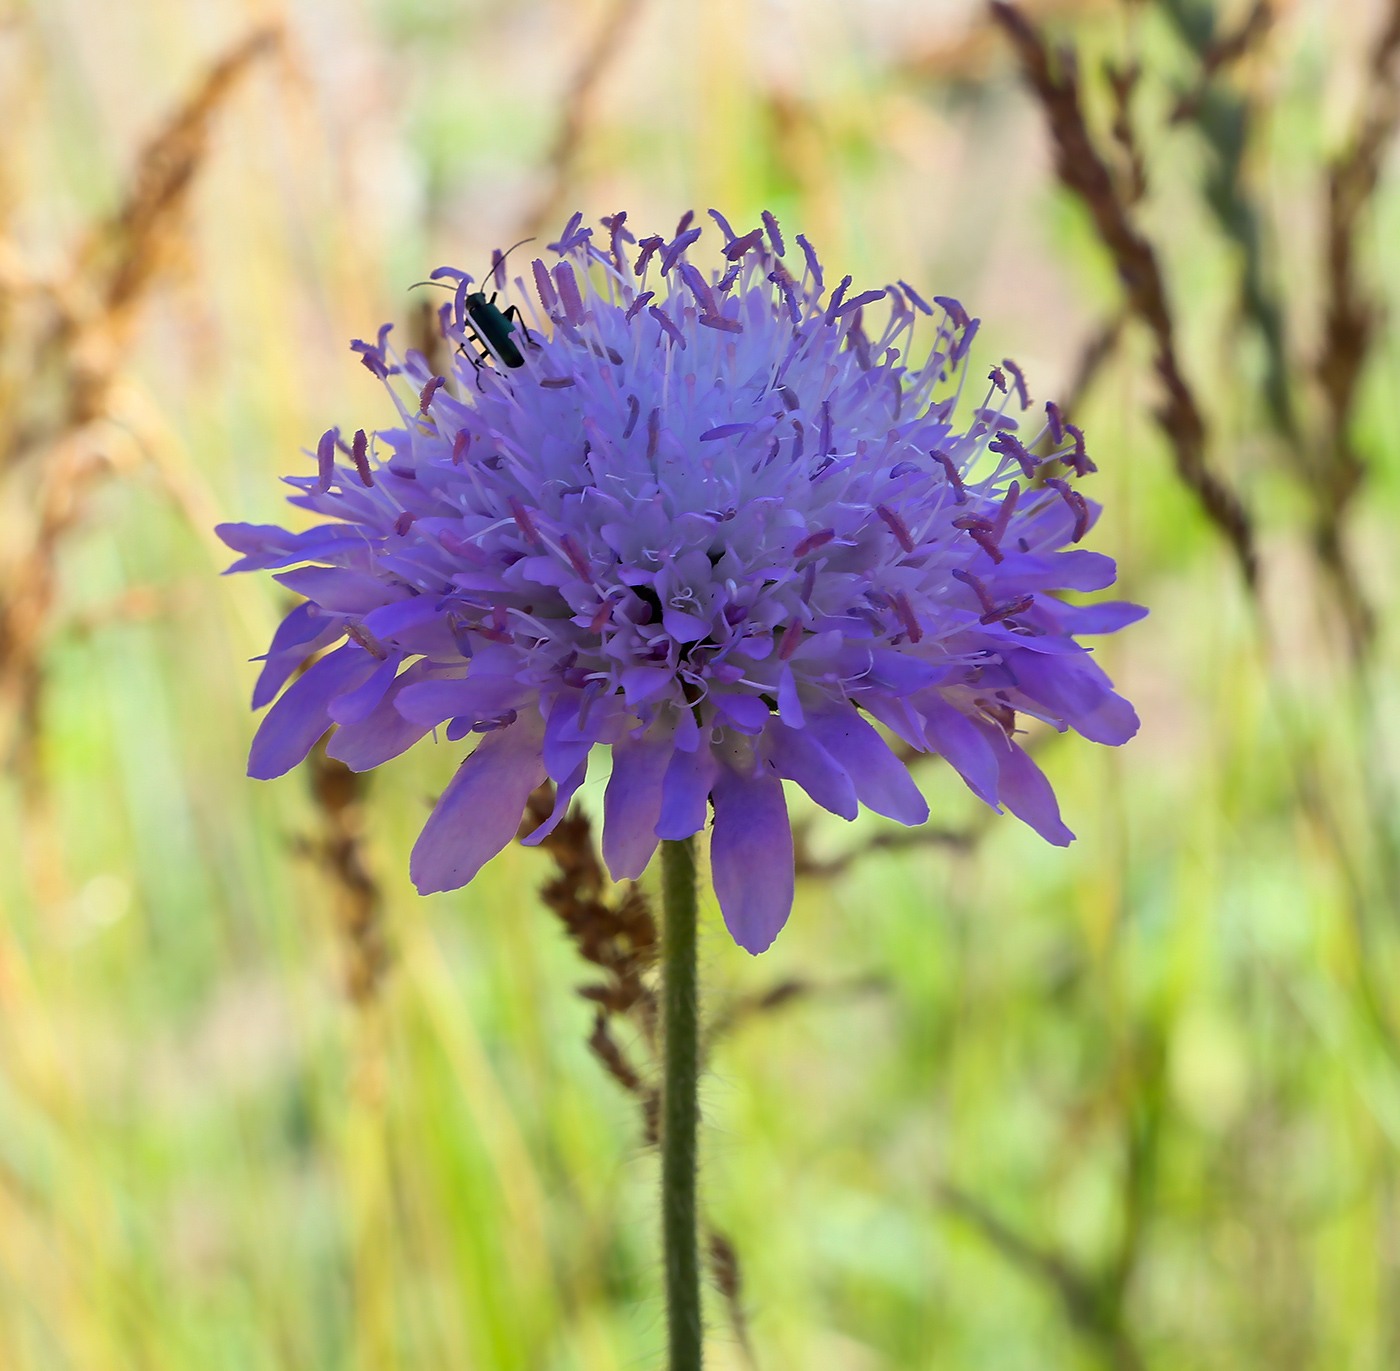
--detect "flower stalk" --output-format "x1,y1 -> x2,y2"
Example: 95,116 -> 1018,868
660,836 -> 702,1370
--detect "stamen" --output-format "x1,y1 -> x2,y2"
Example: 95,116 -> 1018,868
1064,423 -> 1097,476
932,449 -> 967,503
724,228 -> 763,260
717,264 -> 741,292
646,406 -> 661,459
675,209 -> 695,236
531,259 -> 558,314
1002,358 -> 1031,409
452,430 -> 471,464
990,481 -> 1020,542
604,210 -> 632,269
589,596 -> 615,633
979,593 -> 1034,626
988,366 -> 1008,394
648,305 -> 687,349
623,394 -> 641,439
892,590 -> 922,642
933,295 -> 969,329
661,228 -> 702,275
346,622 -> 388,660
949,317 -> 980,363
418,375 -> 445,412
707,208 -> 737,243
768,268 -> 801,323
952,513 -> 1004,564
818,400 -> 832,456
990,432 -> 1037,478
316,428 -> 336,493
899,280 -> 933,315
679,262 -> 717,315
634,236 -> 664,276
553,262 -> 585,323
777,618 -> 803,659
875,504 -> 915,553
795,234 -> 823,294
1045,399 -> 1065,444
1045,477 -> 1090,542
951,567 -> 996,615
792,527 -> 835,557
352,429 -> 373,486
394,511 -> 416,535
547,212 -> 584,254
835,288 -> 885,319
509,496 -> 543,547
540,376 -> 577,388
560,533 -> 594,582
762,210 -> 785,256
625,289 -> 654,322
824,275 -> 853,324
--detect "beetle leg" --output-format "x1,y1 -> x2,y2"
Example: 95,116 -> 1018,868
501,304 -> 538,348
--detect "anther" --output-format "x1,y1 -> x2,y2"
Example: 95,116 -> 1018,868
1002,358 -> 1030,410
418,375 -> 446,412
892,590 -> 922,643
560,534 -> 594,582
648,305 -> 687,349
724,228 -> 763,260
316,428 -> 336,493
532,259 -> 558,314
660,228 -> 702,275
346,622 -> 389,660
951,513 -> 1004,564
351,429 -> 373,487
1064,423 -> 1097,476
623,394 -> 641,439
876,504 -> 916,553
762,210 -> 785,257
633,236 -> 664,277
792,527 -> 835,558
508,496 -> 543,548
1045,477 -> 1090,542
931,450 -> 967,504
989,432 -> 1037,479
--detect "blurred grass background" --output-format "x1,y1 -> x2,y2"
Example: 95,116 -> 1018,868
3,0 -> 1400,1366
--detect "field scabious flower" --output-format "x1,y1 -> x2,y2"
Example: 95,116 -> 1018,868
220,211 -> 1144,953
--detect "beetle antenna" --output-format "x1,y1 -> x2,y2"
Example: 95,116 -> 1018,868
486,237 -> 537,285
407,279 -> 455,291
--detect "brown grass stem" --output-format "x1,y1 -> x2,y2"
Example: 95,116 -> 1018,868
990,1 -> 1258,588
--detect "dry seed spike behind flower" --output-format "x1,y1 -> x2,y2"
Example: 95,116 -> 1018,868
990,2 -> 1258,588
55,23 -> 283,442
1313,0 -> 1400,655
519,781 -> 660,1138
306,736 -> 390,1005
0,23 -> 281,794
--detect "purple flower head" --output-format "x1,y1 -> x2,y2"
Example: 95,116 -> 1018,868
219,212 -> 1145,954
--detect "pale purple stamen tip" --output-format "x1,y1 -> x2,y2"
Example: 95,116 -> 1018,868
224,209 -> 1141,955
762,210 -> 785,256
316,428 -> 336,493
